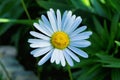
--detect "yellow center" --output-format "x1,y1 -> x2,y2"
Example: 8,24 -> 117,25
51,32 -> 70,49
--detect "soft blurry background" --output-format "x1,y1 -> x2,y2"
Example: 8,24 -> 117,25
0,0 -> 120,80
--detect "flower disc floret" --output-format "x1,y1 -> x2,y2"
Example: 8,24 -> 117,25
51,32 -> 70,49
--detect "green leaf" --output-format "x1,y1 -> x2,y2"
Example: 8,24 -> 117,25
93,17 -> 109,46
115,41 -> 120,46
90,0 -> 106,17
117,23 -> 120,39
0,73 -> 2,80
70,0 -> 92,12
77,64 -> 101,80
0,18 -> 35,37
111,69 -> 120,80
103,20 -> 109,39
0,0 -> 24,36
107,0 -> 120,13
110,14 -> 119,37
90,32 -> 105,51
82,0 -> 91,7
73,58 -> 97,68
36,0 -> 73,11
93,16 -> 104,36
93,69 -> 108,80
107,14 -> 120,51
11,28 -> 22,48
0,24 -> 12,36
96,53 -> 120,68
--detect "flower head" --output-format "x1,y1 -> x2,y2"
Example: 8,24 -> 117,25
28,8 -> 92,67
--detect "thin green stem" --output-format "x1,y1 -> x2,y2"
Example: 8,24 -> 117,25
0,18 -> 36,25
21,0 -> 31,20
67,65 -> 73,80
21,0 -> 34,30
0,60 -> 11,80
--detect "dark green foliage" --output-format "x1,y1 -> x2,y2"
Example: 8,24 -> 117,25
0,0 -> 120,80
0,74 -> 2,80
36,0 -> 74,11
0,0 -> 24,36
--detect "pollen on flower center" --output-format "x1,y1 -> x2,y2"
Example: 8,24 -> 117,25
51,32 -> 70,49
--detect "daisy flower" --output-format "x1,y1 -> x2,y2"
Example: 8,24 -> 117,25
28,8 -> 92,67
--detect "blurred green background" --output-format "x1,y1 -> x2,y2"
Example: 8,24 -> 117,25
0,0 -> 120,80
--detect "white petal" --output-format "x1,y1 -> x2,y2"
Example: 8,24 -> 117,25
65,48 -> 80,62
70,31 -> 92,41
60,51 -> 66,67
56,52 -> 61,64
41,15 -> 53,33
65,15 -> 76,33
38,49 -> 53,65
57,9 -> 62,31
62,11 -> 68,21
39,19 -> 53,35
63,51 -> 74,66
30,43 -> 51,48
50,49 -> 60,63
70,40 -> 91,48
30,31 -> 50,40
54,50 -> 62,64
33,23 -> 51,36
28,39 -> 48,43
50,49 -> 66,66
69,46 -> 88,58
50,8 -> 57,22
70,26 -> 87,37
78,31 -> 93,36
31,46 -> 52,57
28,39 -> 46,44
28,39 -> 51,48
70,36 -> 89,41
68,16 -> 82,34
62,11 -> 72,31
47,11 -> 57,32
41,15 -> 52,31
62,11 -> 67,29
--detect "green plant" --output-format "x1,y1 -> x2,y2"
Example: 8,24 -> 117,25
0,0 -> 120,80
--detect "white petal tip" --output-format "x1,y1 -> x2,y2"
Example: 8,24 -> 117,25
50,8 -> 54,12
57,9 -> 60,12
29,31 -> 36,36
41,15 -> 44,17
77,16 -> 82,22
76,59 -> 80,62
84,55 -> 88,58
50,59 -> 54,63
61,64 -> 66,67
89,32 -> 93,35
82,26 -> 87,29
70,65 -> 74,67
38,62 -> 42,66
78,16 -> 82,19
50,8 -> 53,10
30,51 -> 33,55
27,39 -> 30,43
67,63 -> 74,67
33,55 -> 38,57
33,23 -> 37,26
61,61 -> 66,67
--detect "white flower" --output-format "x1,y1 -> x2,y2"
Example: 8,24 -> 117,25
28,8 -> 92,67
